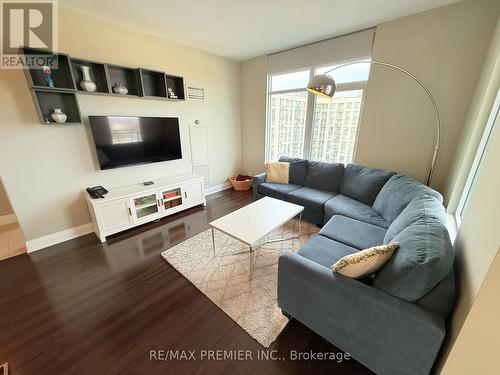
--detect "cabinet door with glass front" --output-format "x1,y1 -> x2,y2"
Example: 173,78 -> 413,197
130,192 -> 161,222
160,187 -> 183,212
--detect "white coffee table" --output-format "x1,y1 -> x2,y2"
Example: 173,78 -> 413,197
209,197 -> 304,279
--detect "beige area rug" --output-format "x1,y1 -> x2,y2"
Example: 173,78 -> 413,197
161,218 -> 319,347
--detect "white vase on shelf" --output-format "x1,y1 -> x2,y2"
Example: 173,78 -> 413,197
113,83 -> 128,95
51,108 -> 67,123
79,65 -> 97,92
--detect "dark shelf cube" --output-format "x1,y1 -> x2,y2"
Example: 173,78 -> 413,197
165,75 -> 185,100
107,65 -> 140,96
33,90 -> 82,124
23,48 -> 76,90
138,69 -> 167,98
70,58 -> 110,93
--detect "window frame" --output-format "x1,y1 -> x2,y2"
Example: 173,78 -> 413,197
265,62 -> 369,163
455,88 -> 500,226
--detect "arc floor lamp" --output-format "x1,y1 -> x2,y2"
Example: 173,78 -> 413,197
307,60 -> 440,186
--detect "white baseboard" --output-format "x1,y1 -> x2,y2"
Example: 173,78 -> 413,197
26,223 -> 94,253
205,181 -> 232,196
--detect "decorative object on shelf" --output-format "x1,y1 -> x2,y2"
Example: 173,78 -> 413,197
164,191 -> 179,199
51,108 -> 67,123
79,65 -> 97,92
113,83 -> 128,95
307,59 -> 441,186
42,65 -> 54,87
229,175 -> 253,191
167,86 -> 178,99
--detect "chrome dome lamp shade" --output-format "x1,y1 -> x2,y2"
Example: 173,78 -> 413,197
306,74 -> 336,98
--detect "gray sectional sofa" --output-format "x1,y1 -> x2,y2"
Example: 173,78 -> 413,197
252,156 -> 455,375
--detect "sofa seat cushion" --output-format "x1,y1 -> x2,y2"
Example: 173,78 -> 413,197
324,194 -> 389,228
372,174 -> 443,224
304,160 -> 344,192
279,156 -> 308,185
258,182 -> 302,201
287,187 -> 335,213
373,216 -> 454,302
384,194 -> 446,243
297,234 -> 358,268
340,164 -> 394,205
320,215 -> 387,250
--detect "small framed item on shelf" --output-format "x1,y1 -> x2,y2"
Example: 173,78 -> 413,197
42,66 -> 54,87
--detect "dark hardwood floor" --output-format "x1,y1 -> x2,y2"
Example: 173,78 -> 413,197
0,189 -> 373,375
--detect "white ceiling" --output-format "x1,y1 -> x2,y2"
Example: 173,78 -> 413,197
60,0 -> 460,61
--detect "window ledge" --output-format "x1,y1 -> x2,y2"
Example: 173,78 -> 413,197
446,212 -> 459,245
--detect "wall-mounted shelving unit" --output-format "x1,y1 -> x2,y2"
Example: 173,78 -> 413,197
21,47 -> 186,125
23,47 -> 81,124
24,48 -> 75,90
69,57 -> 110,94
138,68 -> 167,99
107,64 -> 141,97
166,74 -> 185,100
33,89 -> 82,124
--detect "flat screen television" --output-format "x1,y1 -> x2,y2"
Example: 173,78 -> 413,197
88,116 -> 182,170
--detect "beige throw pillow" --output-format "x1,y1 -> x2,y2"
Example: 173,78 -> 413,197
331,242 -> 399,279
266,162 -> 290,184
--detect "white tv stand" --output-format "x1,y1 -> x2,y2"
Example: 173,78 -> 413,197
86,174 -> 206,242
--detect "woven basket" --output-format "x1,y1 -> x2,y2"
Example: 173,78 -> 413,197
229,177 -> 253,191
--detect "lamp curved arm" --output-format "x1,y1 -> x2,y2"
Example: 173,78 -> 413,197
325,59 -> 440,186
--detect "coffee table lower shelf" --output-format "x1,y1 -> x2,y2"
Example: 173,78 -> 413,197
210,211 -> 303,280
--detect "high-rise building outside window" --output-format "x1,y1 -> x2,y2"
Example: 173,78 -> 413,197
266,61 -> 370,163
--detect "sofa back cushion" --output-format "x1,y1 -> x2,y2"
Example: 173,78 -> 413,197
384,194 -> 446,243
340,164 -> 394,205
372,174 -> 443,224
373,216 -> 453,302
279,156 -> 308,185
304,160 -> 344,192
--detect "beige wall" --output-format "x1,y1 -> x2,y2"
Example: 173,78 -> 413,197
444,18 -> 500,211
353,0 -> 499,193
239,0 -> 500,197
436,20 -> 500,369
441,251 -> 500,374
241,56 -> 267,175
0,7 -> 241,241
446,110 -> 499,342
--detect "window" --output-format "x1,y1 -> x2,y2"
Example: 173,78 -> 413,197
267,70 -> 309,160
456,90 -> 499,223
266,62 -> 370,163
